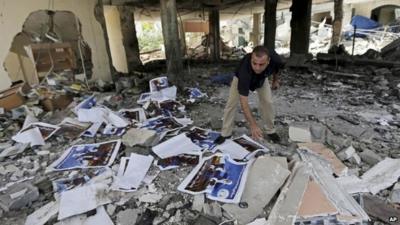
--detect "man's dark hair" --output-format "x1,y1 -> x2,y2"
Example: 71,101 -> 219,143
252,46 -> 270,58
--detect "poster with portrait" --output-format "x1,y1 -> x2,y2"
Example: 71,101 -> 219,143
149,76 -> 169,92
47,140 -> 121,171
178,153 -> 253,203
186,127 -> 221,150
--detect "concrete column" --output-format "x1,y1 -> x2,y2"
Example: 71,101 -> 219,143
118,5 -> 142,73
331,0 -> 344,47
251,13 -> 261,46
160,0 -> 184,86
290,0 -> 312,55
209,8 -> 220,61
264,0 -> 277,50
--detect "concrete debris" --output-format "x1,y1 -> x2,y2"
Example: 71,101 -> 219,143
116,208 -> 140,225
266,162 -> 309,225
298,143 -> 348,177
0,182 -> 39,211
122,128 -> 157,147
389,182 -> 400,204
288,123 -> 312,143
359,149 -> 383,166
363,194 -> 400,225
298,149 -> 370,223
361,158 -> 400,195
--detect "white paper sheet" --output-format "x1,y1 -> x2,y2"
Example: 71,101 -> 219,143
55,206 -> 113,225
137,86 -> 177,104
113,153 -> 154,191
58,183 -> 111,220
78,108 -> 108,124
22,114 -> 38,129
216,135 -> 269,160
152,133 -> 202,159
83,122 -> 102,137
12,127 -> 45,146
107,111 -> 129,128
25,201 -> 59,225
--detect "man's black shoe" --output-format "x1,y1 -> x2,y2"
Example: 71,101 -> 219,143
267,133 -> 281,143
214,135 -> 232,145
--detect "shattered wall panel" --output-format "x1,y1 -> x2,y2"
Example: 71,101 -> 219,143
0,0 -> 111,91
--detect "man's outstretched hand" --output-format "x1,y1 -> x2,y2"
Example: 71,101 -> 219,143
250,124 -> 263,140
272,79 -> 280,90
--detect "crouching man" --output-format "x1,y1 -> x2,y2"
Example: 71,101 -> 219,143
216,45 -> 283,144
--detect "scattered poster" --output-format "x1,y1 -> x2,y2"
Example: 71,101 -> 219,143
149,76 -> 169,92
56,118 -> 92,140
119,108 -> 147,123
186,127 -> 221,150
140,116 -> 184,134
178,153 -> 253,203
156,153 -> 201,170
47,140 -> 121,171
216,135 -> 269,160
52,168 -> 109,194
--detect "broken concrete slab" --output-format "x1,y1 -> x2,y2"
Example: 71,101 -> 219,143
122,128 -> 158,147
298,143 -> 348,177
336,175 -> 369,194
363,194 -> 400,225
191,194 -> 205,212
266,162 -> 309,225
0,182 -> 39,211
297,179 -> 338,219
359,149 -> 382,166
298,149 -> 369,223
390,182 -> 400,204
117,208 -> 140,225
223,156 -> 290,225
361,157 -> 400,195
289,123 -> 312,143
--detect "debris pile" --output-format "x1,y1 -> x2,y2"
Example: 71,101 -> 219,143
1,53 -> 400,225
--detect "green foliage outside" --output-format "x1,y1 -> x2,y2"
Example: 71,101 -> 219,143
138,22 -> 164,53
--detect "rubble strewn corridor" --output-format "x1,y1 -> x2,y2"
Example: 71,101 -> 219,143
0,0 -> 400,225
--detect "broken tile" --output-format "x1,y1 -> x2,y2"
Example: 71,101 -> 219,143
297,179 -> 338,219
289,124 -> 312,142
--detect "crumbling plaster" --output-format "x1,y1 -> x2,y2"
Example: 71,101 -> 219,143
0,0 -> 111,91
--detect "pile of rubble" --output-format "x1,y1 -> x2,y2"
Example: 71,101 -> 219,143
1,49 -> 400,225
